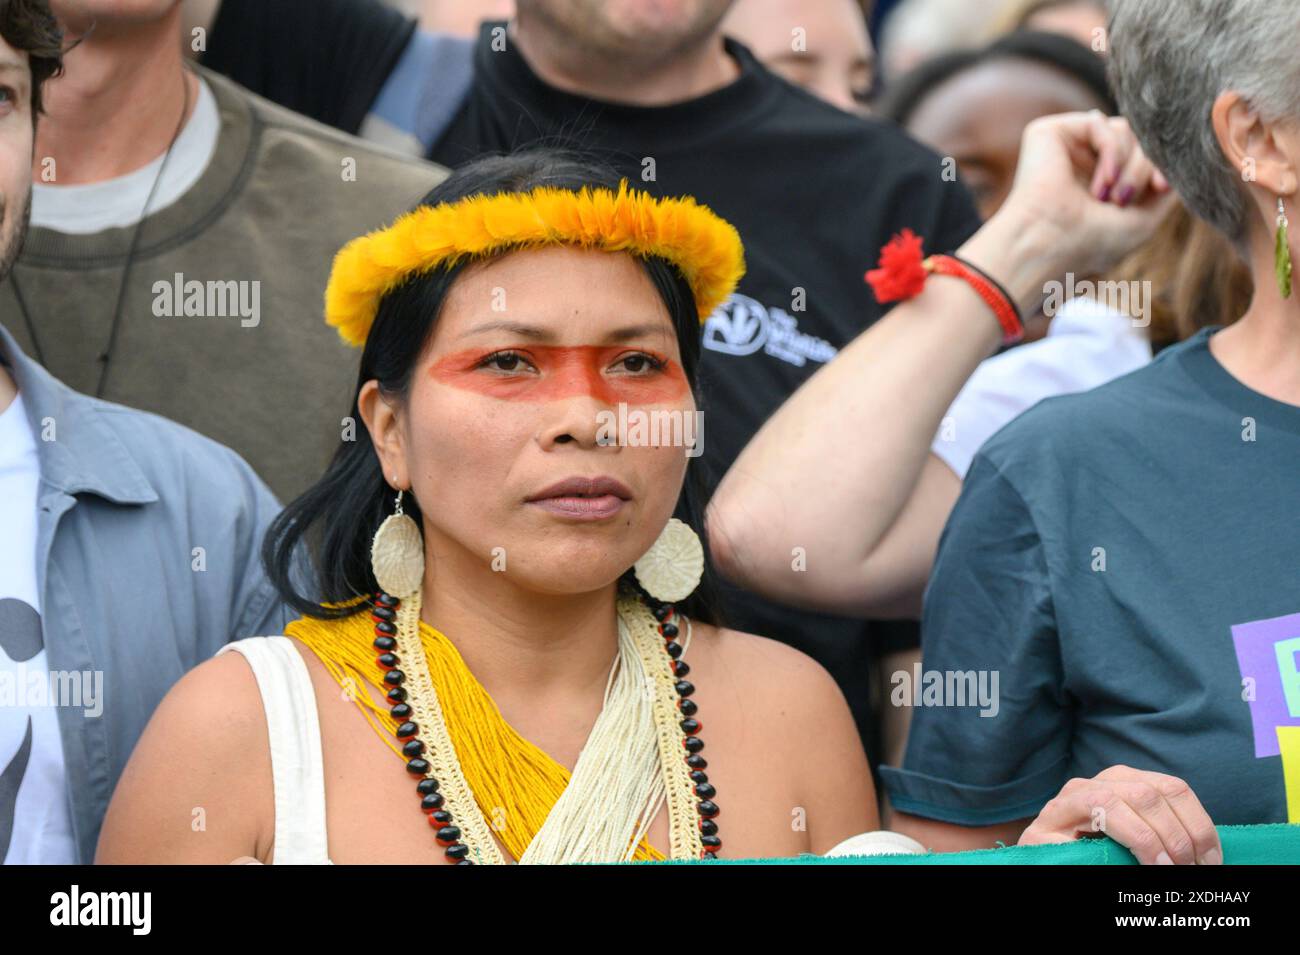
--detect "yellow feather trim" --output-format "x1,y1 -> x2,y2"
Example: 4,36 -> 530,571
324,181 -> 746,347
284,610 -> 665,862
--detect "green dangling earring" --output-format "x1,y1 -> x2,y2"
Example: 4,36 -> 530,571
1276,197 -> 1293,299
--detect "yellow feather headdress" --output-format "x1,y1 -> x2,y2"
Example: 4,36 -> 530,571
324,180 -> 747,347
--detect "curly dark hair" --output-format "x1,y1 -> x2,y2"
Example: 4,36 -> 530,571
0,0 -> 63,118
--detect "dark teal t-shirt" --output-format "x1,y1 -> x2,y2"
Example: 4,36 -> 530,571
880,328 -> 1300,826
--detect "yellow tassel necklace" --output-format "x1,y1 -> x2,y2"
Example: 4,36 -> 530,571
284,585 -> 718,863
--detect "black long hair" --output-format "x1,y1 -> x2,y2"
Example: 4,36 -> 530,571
263,150 -> 723,626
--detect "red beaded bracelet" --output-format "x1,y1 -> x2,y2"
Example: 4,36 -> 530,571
865,229 -> 1024,345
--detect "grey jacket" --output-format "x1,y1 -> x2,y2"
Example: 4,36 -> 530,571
0,323 -> 298,863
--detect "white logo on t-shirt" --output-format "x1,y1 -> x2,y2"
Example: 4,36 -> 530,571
703,294 -> 838,368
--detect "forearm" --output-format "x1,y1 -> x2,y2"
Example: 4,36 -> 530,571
708,209 -> 1067,606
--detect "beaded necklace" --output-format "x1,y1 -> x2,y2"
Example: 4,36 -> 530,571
287,589 -> 721,863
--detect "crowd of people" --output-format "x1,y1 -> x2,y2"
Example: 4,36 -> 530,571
0,0 -> 1294,867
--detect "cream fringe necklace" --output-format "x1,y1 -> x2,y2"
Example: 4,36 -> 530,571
524,602 -> 693,863
394,591 -> 702,864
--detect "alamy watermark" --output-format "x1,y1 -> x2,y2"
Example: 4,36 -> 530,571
0,667 -> 104,717
596,403 -> 704,458
890,663 -> 1000,717
1043,274 -> 1152,328
50,885 -> 150,935
152,272 -> 261,328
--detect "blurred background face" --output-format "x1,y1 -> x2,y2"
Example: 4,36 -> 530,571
905,56 -> 1109,218
723,0 -> 873,113
388,245 -> 694,596
515,0 -> 733,62
49,0 -> 178,34
0,37 -> 33,282
1021,0 -> 1106,49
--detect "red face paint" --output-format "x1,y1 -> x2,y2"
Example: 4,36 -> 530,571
427,344 -> 689,405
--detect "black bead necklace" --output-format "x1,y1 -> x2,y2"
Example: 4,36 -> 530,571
368,589 -> 721,863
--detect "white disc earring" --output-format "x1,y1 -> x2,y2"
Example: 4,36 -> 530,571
371,487 -> 424,598
634,518 -> 704,603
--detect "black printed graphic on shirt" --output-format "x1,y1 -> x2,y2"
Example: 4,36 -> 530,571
0,598 -> 42,860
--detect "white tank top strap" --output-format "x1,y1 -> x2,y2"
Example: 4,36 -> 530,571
217,636 -> 332,864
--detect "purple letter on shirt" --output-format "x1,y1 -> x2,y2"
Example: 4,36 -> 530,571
1232,612 -> 1300,758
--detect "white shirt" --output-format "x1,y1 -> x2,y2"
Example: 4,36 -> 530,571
0,392 -> 78,864
31,77 -> 220,235
932,297 -> 1154,479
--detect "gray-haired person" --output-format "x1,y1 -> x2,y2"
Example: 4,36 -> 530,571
875,0 -> 1300,858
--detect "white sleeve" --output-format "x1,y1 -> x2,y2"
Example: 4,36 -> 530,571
932,298 -> 1152,479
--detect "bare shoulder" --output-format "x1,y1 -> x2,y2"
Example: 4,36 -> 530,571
683,620 -> 879,854
96,644 -> 274,863
149,643 -> 274,756
686,621 -> 843,701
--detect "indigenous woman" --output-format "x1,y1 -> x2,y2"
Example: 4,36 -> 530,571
94,153 -> 880,863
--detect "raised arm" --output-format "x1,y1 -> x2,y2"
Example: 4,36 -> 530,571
707,113 -> 1174,619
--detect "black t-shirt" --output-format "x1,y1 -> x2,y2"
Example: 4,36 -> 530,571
201,0 -> 415,134
433,24 -> 983,766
